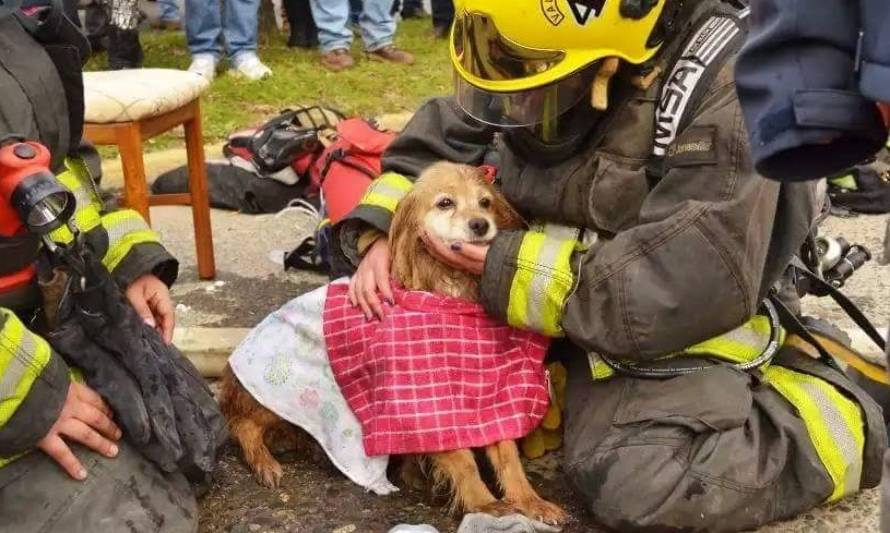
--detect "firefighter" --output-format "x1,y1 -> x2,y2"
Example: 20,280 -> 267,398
335,0 -> 887,530
0,3 -> 198,532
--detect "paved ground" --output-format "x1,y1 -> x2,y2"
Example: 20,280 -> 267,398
107,151 -> 890,532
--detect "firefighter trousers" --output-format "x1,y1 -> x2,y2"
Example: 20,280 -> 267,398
563,345 -> 886,532
0,441 -> 197,533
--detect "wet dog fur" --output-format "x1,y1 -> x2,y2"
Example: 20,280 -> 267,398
220,162 -> 567,524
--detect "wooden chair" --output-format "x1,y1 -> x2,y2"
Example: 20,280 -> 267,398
82,69 -> 216,279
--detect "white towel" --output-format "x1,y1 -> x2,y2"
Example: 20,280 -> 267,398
228,280 -> 398,495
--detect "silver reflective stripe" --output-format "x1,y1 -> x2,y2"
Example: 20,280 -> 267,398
0,330 -> 36,403
722,322 -> 771,353
368,182 -> 409,201
524,237 -> 567,331
799,381 -> 863,496
105,216 -> 151,247
541,223 -> 582,242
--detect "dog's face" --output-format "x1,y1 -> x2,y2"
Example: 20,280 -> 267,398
421,172 -> 500,246
389,162 -> 524,297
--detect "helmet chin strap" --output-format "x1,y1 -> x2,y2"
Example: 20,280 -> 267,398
590,57 -> 621,111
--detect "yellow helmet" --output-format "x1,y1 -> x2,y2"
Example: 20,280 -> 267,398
451,0 -> 667,128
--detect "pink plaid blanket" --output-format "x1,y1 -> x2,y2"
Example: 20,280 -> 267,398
323,283 -> 551,456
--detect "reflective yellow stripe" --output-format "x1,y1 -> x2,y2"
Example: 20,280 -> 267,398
0,310 -> 53,427
56,158 -> 102,211
100,210 -> 160,272
587,353 -> 616,380
358,172 -> 414,213
589,315 -> 780,380
683,315 -> 778,364
49,159 -> 103,243
765,366 -> 865,502
829,174 -> 858,191
506,231 -> 577,336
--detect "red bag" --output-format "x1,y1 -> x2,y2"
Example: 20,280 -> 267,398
313,118 -> 397,225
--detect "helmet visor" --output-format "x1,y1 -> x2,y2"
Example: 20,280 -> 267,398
452,11 -> 567,83
454,62 -> 598,128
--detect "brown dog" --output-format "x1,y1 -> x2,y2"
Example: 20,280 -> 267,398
220,162 -> 567,525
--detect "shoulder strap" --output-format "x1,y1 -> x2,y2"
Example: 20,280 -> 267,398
651,5 -> 750,160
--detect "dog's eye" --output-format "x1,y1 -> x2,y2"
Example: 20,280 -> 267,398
479,197 -> 492,209
436,198 -> 454,210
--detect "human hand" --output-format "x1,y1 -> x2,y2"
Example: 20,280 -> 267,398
348,238 -> 394,320
420,231 -> 489,276
37,381 -> 121,480
126,274 -> 175,344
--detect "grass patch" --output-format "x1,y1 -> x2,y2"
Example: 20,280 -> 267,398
86,19 -> 452,152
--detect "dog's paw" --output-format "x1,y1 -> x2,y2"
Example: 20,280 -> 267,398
475,500 -> 519,518
252,459 -> 284,489
511,497 -> 568,526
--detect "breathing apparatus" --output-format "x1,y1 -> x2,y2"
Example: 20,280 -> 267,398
0,135 -> 77,299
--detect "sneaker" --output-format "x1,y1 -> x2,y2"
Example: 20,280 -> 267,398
367,45 -> 415,65
232,53 -> 272,80
320,49 -> 355,72
188,54 -> 218,80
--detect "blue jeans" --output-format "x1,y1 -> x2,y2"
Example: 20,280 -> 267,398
158,0 -> 180,22
185,0 -> 259,59
309,0 -> 395,53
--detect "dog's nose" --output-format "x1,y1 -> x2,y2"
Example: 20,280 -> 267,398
469,218 -> 490,237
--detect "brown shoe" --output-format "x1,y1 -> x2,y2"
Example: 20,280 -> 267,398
367,45 -> 415,65
320,49 -> 355,72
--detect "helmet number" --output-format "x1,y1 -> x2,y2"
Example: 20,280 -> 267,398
567,0 -> 606,25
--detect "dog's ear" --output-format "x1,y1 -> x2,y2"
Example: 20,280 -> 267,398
388,188 -> 423,286
490,188 -> 525,231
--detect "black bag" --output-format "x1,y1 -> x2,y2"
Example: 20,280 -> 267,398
0,0 -> 90,171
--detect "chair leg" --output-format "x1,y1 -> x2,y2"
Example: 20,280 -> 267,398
116,122 -> 151,224
183,100 -> 216,280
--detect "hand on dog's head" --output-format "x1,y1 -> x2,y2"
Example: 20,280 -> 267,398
389,162 -> 523,300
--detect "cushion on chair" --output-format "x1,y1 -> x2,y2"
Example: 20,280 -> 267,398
83,69 -> 210,124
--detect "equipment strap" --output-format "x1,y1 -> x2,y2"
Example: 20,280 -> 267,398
790,256 -> 887,352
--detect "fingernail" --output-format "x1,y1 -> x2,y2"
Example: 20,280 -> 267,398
144,317 -> 157,328
385,299 -> 394,306
108,444 -> 119,457
451,243 -> 462,251
115,429 -> 122,439
76,468 -> 87,480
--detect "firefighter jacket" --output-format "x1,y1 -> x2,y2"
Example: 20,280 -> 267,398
333,0 -> 887,512
0,156 -> 177,466
735,0 -> 890,182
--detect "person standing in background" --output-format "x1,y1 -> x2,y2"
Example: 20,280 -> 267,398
156,0 -> 181,30
394,0 -> 453,38
185,0 -> 271,80
398,0 -> 423,18
429,0 -> 452,38
105,0 -> 143,69
309,0 -> 414,72
284,0 -> 318,48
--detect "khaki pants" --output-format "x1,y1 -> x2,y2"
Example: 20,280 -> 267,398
0,441 -> 197,533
